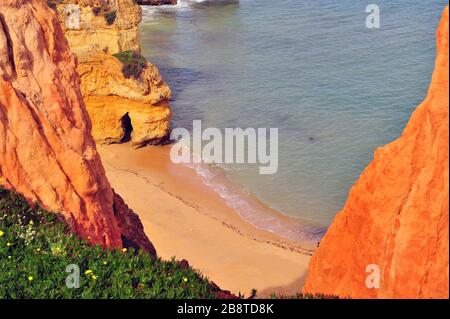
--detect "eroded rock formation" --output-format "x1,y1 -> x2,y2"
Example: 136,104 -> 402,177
0,0 -> 155,254
303,6 -> 449,299
51,0 -> 172,148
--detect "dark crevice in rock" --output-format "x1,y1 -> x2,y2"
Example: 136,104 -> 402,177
0,13 -> 16,78
120,112 -> 133,143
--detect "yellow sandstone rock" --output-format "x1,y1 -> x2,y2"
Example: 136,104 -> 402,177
53,0 -> 142,55
78,52 -> 172,147
52,0 -> 172,147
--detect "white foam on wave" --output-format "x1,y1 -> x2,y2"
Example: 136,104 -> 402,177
174,139 -> 325,243
140,0 -> 191,19
140,0 -> 239,18
192,162 -> 325,242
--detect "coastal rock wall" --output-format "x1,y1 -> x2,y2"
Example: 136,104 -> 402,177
0,0 -> 155,254
303,6 -> 449,299
52,0 -> 172,147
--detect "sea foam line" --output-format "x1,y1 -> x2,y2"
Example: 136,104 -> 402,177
175,141 -> 326,243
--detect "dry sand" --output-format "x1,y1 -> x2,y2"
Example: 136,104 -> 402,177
98,143 -> 315,297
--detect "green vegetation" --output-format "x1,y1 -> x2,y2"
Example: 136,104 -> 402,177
46,0 -> 57,10
104,10 -> 117,25
0,187 -> 216,299
92,6 -> 102,16
113,50 -> 147,79
90,3 -> 117,25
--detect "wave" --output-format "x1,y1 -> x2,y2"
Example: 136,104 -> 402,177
174,140 -> 326,243
140,0 -> 190,18
140,0 -> 239,17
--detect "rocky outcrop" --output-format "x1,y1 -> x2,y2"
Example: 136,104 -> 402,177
303,6 -> 449,299
50,0 -> 142,56
78,52 -> 171,147
51,0 -> 172,148
0,0 -> 155,254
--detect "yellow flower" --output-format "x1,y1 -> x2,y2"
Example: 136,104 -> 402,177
103,261 -> 108,265
183,277 -> 188,283
85,269 -> 93,275
6,242 -> 12,247
0,230 -> 4,237
29,220 -> 34,225
28,276 -> 33,281
92,275 -> 98,280
122,248 -> 128,253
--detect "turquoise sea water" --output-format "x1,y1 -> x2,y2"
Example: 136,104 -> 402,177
139,0 -> 448,241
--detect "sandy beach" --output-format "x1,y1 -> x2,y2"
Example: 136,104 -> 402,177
98,143 -> 315,297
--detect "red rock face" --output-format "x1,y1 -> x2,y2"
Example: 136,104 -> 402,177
304,7 -> 449,299
0,0 -> 154,254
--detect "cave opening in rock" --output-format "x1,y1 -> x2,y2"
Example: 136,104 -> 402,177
120,113 -> 133,143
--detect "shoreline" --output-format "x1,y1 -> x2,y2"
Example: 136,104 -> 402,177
98,143 -> 315,297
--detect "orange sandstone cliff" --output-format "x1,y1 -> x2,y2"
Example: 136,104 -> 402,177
303,7 -> 449,299
0,0 -> 155,254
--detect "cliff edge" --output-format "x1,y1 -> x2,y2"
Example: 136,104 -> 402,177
0,0 -> 155,254
303,6 -> 449,299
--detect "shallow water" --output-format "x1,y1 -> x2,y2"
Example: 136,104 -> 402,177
139,0 -> 447,239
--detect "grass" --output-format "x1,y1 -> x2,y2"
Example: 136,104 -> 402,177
113,50 -> 147,80
0,187 -> 217,299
